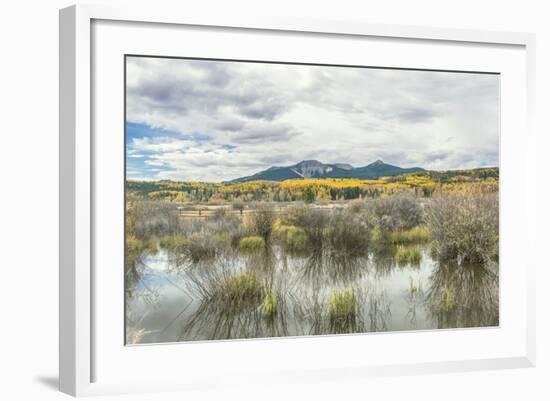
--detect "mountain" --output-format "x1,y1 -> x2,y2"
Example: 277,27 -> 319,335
332,163 -> 354,170
347,160 -> 425,179
229,160 -> 425,182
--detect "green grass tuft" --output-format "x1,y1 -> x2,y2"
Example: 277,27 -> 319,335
389,226 -> 431,244
262,289 -> 278,317
221,272 -> 263,303
328,288 -> 357,332
395,245 -> 422,265
126,235 -> 157,263
239,236 -> 266,252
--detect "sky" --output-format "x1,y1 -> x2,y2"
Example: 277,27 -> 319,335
126,56 -> 499,182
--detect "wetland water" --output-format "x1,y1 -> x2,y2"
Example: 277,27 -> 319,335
126,243 -> 499,344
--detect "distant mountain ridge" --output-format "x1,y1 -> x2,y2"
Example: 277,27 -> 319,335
229,159 -> 425,182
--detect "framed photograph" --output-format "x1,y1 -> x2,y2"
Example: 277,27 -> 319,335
60,4 -> 536,396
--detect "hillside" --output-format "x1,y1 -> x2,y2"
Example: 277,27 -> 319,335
229,159 -> 425,182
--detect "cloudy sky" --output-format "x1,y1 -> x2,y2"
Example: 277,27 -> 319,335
126,56 -> 499,182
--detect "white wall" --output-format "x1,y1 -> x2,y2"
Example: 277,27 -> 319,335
0,0 -> 547,399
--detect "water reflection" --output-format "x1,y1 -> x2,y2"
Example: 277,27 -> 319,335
126,245 -> 499,344
426,261 -> 499,329
299,249 -> 369,285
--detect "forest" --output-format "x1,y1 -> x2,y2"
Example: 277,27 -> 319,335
127,167 -> 498,203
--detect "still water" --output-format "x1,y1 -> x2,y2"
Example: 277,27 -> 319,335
126,245 -> 498,344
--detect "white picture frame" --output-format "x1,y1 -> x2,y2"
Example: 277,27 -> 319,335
59,4 -> 536,397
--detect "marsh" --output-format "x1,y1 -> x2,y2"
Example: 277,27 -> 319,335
125,192 -> 499,344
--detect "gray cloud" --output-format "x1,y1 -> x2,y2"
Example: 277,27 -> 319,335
393,107 -> 438,124
240,101 -> 288,121
215,119 -> 245,132
229,124 -> 300,144
127,58 -> 292,126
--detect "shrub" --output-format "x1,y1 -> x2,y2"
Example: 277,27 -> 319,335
347,198 -> 366,213
271,218 -> 288,241
282,203 -> 309,227
285,225 -> 308,252
301,209 -> 330,250
247,204 -> 275,242
206,216 -> 245,248
325,211 -> 369,256
186,232 -> 225,262
429,241 -> 439,259
368,195 -> 425,232
273,219 -> 308,253
212,207 -> 228,220
214,222 -> 245,249
239,236 -> 266,252
328,288 -> 357,332
159,234 -> 188,253
426,192 -> 498,265
176,217 -> 205,236
232,201 -> 245,216
395,245 -> 422,264
127,196 -> 180,239
370,228 -> 383,242
282,208 -> 370,254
